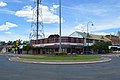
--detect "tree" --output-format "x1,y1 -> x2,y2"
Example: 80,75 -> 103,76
23,44 -> 33,54
23,41 -> 29,45
101,41 -> 112,53
92,42 -> 101,53
92,41 -> 112,54
7,41 -> 14,45
0,41 -> 6,45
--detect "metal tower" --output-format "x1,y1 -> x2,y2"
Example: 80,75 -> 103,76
29,0 -> 45,40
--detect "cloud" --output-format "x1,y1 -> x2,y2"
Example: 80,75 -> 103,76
63,1 -> 120,17
4,0 -> 24,3
93,32 -> 115,36
4,32 -> 12,34
50,5 -> 59,13
7,0 -> 23,3
15,6 -> 33,19
74,23 -> 117,36
117,16 -> 120,20
12,0 -> 23,3
74,16 -> 120,33
94,23 -> 120,32
53,5 -> 59,9
63,5 -> 108,16
0,34 -> 29,41
0,22 -> 18,31
0,9 -> 15,15
74,23 -> 95,33
0,1 -> 15,15
29,0 -> 34,1
0,1 -> 7,7
74,24 -> 85,32
93,32 -> 109,36
15,4 -> 62,24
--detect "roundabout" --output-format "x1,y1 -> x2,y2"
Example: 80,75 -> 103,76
8,55 -> 112,64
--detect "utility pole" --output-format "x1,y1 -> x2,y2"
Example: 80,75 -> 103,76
59,0 -> 62,52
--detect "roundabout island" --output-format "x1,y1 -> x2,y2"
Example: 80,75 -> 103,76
9,54 -> 112,64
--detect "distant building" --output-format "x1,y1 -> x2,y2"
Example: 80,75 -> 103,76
0,45 -> 13,53
105,33 -> 120,52
105,35 -> 120,45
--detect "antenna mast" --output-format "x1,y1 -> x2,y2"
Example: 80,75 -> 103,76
30,0 -> 45,40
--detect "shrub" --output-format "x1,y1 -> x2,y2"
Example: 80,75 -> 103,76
54,52 -> 68,56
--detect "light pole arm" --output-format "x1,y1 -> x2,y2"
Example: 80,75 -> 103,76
87,21 -> 94,35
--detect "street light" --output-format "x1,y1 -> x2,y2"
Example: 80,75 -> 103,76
59,0 -> 62,52
86,21 -> 94,54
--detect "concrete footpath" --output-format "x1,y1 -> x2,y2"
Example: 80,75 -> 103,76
7,54 -> 112,65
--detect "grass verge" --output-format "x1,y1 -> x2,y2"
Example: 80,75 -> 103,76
19,55 -> 101,61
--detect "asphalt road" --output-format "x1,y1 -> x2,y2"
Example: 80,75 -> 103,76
0,55 -> 120,80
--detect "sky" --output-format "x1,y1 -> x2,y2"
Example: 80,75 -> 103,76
0,0 -> 120,41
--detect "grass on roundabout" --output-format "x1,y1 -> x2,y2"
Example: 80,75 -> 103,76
19,55 -> 101,61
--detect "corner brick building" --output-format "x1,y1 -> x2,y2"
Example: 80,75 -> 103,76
30,31 -> 110,54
